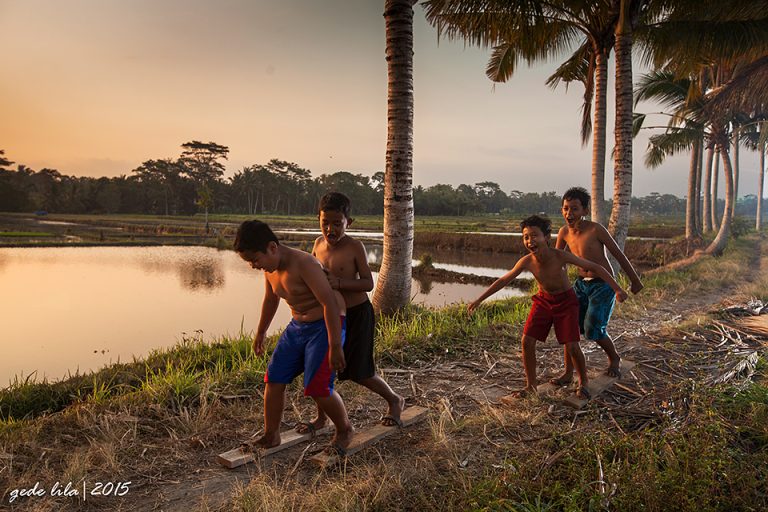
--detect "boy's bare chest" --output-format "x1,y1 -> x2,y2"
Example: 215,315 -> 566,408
266,272 -> 311,299
317,248 -> 357,277
565,232 -> 602,257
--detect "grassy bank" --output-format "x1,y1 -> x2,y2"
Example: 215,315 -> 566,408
1,235 -> 765,511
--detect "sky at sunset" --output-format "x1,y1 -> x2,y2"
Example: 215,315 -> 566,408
1,0 -> 764,198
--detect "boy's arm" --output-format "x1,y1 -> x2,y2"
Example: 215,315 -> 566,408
561,250 -> 628,303
253,278 -> 280,355
331,240 -> 374,292
301,258 -> 345,371
468,258 -> 527,314
555,226 -> 568,250
597,225 -> 643,294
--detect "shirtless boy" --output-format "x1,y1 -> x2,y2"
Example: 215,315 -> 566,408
296,192 -> 404,431
468,215 -> 628,399
554,187 -> 643,383
234,220 -> 353,453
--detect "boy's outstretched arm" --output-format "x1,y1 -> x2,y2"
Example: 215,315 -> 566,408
301,259 -> 345,371
331,240 -> 374,292
254,279 -> 280,355
562,251 -> 628,303
597,224 -> 643,294
468,258 -> 527,314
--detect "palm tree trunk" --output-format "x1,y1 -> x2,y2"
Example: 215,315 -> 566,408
712,147 -> 720,227
685,140 -> 699,239
372,0 -> 416,315
695,138 -> 703,235
608,0 -> 633,254
591,48 -> 608,225
758,141 -> 765,231
703,144 -> 714,233
706,143 -> 734,256
732,130 -> 740,217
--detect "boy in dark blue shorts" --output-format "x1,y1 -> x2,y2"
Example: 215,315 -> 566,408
298,192 -> 404,431
554,187 -> 643,382
469,215 -> 627,399
234,220 -> 353,453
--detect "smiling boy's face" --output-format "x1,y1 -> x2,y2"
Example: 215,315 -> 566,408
522,225 -> 549,254
562,198 -> 588,227
319,210 -> 349,246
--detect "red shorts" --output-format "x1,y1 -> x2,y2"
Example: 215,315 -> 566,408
523,288 -> 580,344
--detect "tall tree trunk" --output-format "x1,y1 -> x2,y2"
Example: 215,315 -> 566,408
591,48 -> 608,225
732,130 -> 740,217
695,138 -> 703,235
703,144 -> 714,233
685,140 -> 699,239
758,140 -> 765,231
608,0 -> 633,255
706,143 -> 734,256
372,0 -> 416,315
712,147 -> 720,228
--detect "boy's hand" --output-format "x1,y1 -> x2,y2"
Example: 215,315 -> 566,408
329,344 -> 346,372
252,333 -> 265,355
467,300 -> 480,315
616,288 -> 628,303
630,280 -> 644,294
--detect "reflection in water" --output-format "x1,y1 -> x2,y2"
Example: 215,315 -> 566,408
178,259 -> 225,291
0,246 -> 526,386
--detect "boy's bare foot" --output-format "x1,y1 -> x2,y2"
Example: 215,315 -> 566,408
575,386 -> 591,400
240,432 -> 281,451
295,417 -> 326,435
327,425 -> 354,455
381,395 -> 406,427
549,373 -> 573,386
605,357 -> 622,378
514,386 -> 537,398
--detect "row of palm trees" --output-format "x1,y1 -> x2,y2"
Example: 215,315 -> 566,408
374,0 -> 768,313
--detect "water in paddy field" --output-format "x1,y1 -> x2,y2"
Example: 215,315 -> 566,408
0,246 -> 524,387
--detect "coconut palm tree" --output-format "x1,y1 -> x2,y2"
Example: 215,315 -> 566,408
424,0 -> 620,224
372,0 -> 417,314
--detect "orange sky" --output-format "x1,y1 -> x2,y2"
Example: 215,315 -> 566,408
0,0 -> 763,197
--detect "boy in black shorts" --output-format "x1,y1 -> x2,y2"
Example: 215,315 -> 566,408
295,192 -> 404,432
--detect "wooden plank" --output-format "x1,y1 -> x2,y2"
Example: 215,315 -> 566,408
309,406 -> 429,467
217,425 -> 333,469
562,359 -> 636,409
498,360 -> 636,406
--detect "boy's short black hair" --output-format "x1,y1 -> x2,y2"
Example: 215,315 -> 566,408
234,220 -> 279,253
520,215 -> 552,237
318,192 -> 352,218
562,187 -> 590,209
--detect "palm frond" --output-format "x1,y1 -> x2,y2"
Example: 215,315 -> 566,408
645,128 -> 700,168
633,113 -> 647,139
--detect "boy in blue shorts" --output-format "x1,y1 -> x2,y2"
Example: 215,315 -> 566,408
234,220 -> 353,453
553,187 -> 643,383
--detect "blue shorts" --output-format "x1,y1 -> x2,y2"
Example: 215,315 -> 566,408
265,317 -> 346,397
574,277 -> 615,341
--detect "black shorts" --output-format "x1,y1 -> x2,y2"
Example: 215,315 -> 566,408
337,299 -> 376,381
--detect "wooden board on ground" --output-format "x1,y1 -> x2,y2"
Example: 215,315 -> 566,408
217,426 -> 333,469
562,359 -> 636,409
309,406 -> 428,468
498,360 -> 636,408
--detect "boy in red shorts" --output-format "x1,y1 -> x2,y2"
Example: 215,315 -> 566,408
468,215 -> 628,399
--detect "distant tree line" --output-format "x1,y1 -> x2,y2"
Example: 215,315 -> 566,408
0,147 -> 761,218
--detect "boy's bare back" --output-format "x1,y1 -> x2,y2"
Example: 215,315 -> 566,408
265,246 -> 331,322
